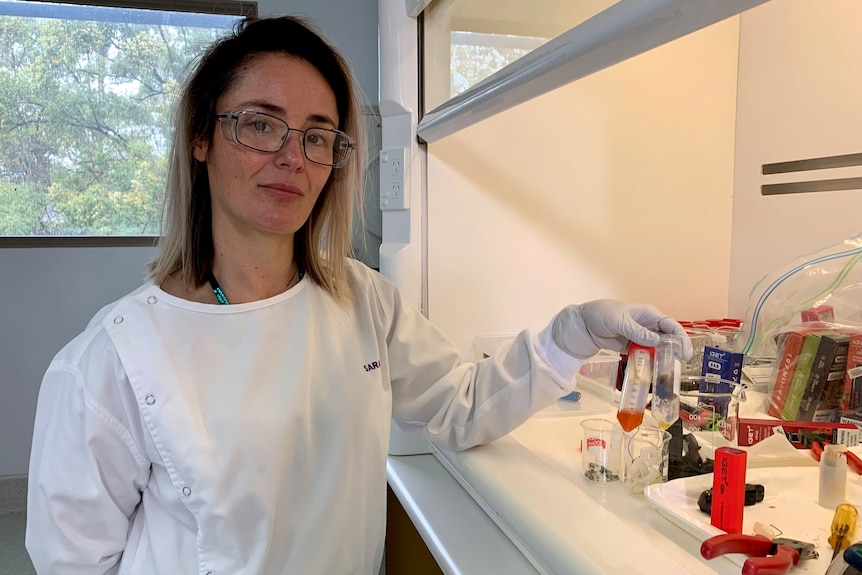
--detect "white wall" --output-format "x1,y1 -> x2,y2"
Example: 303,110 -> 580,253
426,17 -> 741,357
728,0 -> 862,318
0,0 -> 379,477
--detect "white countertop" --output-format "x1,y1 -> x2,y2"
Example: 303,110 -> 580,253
385,387 -> 758,575
429,414 -> 743,575
386,454 -> 539,575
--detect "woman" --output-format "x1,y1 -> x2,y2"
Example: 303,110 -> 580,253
26,16 -> 692,575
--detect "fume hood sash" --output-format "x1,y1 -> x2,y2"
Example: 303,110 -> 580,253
417,0 -> 769,143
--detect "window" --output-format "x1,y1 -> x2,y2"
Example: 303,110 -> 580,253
0,0 -> 254,240
421,0 -> 618,112
449,31 -> 546,98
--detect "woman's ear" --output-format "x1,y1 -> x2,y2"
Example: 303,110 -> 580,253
192,138 -> 209,162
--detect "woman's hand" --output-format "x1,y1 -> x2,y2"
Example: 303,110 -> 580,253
551,299 -> 693,360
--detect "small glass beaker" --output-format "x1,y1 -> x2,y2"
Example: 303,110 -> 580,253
580,418 -> 622,484
622,425 -> 671,494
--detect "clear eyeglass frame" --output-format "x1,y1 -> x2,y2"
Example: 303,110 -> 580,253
215,109 -> 355,168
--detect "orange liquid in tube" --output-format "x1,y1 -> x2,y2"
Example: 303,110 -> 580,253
616,408 -> 645,432
616,344 -> 655,432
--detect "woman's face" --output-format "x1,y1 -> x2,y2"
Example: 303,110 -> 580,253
194,53 -> 339,240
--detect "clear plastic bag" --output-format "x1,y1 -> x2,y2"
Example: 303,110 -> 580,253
736,233 -> 862,361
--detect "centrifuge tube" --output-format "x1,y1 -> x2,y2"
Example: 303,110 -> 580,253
617,343 -> 655,432
652,334 -> 682,430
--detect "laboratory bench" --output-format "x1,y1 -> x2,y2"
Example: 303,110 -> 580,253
385,384 -> 859,575
385,453 -> 539,575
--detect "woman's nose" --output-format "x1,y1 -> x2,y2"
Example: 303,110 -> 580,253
275,130 -> 305,169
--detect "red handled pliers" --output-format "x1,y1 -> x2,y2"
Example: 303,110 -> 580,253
811,441 -> 862,474
700,533 -> 818,575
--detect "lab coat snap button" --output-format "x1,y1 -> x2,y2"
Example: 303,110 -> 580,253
144,394 -> 156,405
147,296 -> 157,304
182,486 -> 191,497
113,316 -> 123,324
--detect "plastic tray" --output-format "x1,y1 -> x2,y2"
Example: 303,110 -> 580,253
644,466 -> 862,573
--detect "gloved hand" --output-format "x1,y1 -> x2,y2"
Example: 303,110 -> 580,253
551,299 -> 693,361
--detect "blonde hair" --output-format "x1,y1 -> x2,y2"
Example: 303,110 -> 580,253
148,16 -> 366,303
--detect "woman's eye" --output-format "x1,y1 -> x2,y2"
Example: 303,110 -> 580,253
306,131 -> 330,147
251,120 -> 271,133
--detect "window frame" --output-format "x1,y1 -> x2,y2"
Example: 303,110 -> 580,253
0,0 -> 256,248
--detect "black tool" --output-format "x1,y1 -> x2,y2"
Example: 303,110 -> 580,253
697,483 -> 765,514
669,431 -> 714,480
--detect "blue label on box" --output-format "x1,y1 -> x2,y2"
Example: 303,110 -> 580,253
699,346 -> 743,417
700,346 -> 743,386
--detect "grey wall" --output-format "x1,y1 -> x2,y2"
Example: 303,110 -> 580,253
0,247 -> 157,476
260,0 -> 379,106
0,0 -> 379,477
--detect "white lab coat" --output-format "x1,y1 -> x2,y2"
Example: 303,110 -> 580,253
26,259 -> 579,575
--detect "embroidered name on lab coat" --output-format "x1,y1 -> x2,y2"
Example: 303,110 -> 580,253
363,361 -> 380,372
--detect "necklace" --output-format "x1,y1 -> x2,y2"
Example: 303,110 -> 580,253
207,267 -> 303,305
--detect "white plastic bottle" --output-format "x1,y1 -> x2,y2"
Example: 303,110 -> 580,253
819,444 -> 848,509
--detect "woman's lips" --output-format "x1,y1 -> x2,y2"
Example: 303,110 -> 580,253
260,183 -> 303,197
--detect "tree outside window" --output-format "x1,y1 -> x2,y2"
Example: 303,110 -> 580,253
449,31 -> 546,98
0,2 -> 246,237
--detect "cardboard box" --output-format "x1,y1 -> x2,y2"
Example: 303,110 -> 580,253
798,333 -> 848,420
781,333 -> 822,420
840,412 -> 862,432
737,418 -> 860,448
842,333 -> 862,412
801,305 -> 835,322
701,346 -> 744,384
699,346 -> 743,418
769,331 -> 808,418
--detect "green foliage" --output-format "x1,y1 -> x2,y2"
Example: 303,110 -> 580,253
450,44 -> 532,98
0,180 -> 44,234
0,12 -> 227,236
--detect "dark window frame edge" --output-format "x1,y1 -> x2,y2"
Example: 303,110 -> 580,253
18,0 -> 257,18
0,236 -> 159,248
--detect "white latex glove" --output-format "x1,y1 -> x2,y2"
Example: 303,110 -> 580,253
551,299 -> 693,361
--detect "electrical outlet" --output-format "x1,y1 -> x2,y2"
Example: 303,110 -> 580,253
380,147 -> 409,211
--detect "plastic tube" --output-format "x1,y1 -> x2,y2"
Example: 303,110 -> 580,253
652,334 -> 682,430
617,343 -> 655,432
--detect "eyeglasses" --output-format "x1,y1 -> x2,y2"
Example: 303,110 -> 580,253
215,110 -> 355,168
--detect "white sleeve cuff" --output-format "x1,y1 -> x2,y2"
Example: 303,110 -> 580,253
536,323 -> 584,382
